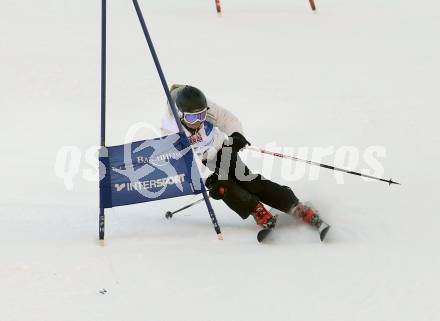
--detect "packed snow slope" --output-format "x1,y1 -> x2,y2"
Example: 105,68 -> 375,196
1,1 -> 439,321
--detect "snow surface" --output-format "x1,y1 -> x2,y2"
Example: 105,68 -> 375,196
1,0 -> 439,320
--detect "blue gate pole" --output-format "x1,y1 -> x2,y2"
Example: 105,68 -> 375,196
131,0 -> 222,239
99,0 -> 107,240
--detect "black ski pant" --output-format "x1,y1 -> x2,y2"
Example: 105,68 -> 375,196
203,147 -> 299,219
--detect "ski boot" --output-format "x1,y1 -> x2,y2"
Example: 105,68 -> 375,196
252,203 -> 277,229
290,203 -> 331,241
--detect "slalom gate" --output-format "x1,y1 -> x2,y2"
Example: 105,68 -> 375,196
98,0 -> 222,240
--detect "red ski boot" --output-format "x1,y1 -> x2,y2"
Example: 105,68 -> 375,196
290,203 -> 331,241
252,203 -> 276,229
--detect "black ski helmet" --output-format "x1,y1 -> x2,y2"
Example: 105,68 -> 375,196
174,85 -> 207,113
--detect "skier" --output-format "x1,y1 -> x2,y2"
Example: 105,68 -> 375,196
161,84 -> 330,241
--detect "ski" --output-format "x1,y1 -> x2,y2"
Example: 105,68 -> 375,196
257,214 -> 278,243
302,202 -> 331,242
318,221 -> 331,241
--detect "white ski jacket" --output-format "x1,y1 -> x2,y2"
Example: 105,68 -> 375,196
160,85 -> 244,161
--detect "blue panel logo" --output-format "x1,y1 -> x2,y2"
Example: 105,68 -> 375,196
99,133 -> 203,208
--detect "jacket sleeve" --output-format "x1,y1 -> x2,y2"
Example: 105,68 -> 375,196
206,99 -> 244,137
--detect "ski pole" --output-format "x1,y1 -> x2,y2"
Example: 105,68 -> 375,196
215,0 -> 221,13
165,197 -> 206,219
246,146 -> 400,186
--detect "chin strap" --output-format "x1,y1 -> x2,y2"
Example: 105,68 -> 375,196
182,120 -> 203,135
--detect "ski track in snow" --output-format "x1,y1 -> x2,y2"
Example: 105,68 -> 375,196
1,1 -> 439,320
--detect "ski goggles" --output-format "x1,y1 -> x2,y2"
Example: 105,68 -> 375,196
182,108 -> 208,124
